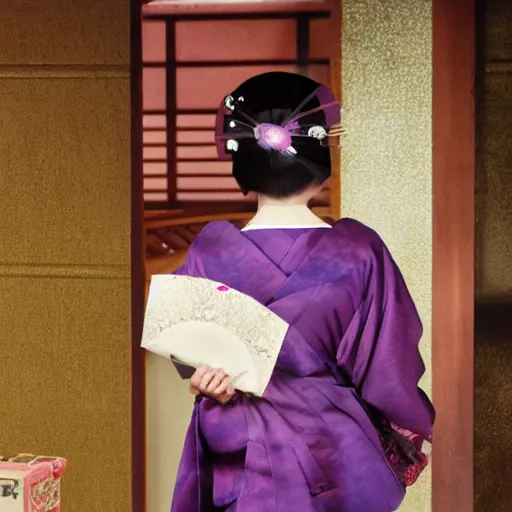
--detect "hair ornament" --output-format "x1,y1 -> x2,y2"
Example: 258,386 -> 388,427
224,95 -> 236,111
255,123 -> 293,152
226,139 -> 239,152
323,122 -> 347,148
216,80 -> 343,159
308,126 -> 328,140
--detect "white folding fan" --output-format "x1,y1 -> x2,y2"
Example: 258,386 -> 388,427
141,275 -> 290,397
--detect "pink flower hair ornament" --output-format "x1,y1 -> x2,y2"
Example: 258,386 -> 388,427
215,83 -> 344,161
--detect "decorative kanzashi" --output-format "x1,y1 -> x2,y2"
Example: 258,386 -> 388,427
215,75 -> 345,160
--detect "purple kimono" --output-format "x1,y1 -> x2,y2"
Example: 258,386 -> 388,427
171,218 -> 434,512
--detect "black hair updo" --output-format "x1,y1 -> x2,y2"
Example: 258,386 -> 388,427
216,72 -> 339,198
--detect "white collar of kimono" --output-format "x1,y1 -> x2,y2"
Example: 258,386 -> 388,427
242,224 -> 332,231
242,204 -> 332,231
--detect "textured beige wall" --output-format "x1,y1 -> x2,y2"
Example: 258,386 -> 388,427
146,353 -> 193,512
340,1 -> 433,510
0,2 -> 132,511
146,252 -> 192,512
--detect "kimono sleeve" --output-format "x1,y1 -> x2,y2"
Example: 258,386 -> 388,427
172,241 -> 206,278
336,234 -> 435,442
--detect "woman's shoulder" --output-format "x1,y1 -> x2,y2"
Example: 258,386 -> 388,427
328,219 -> 394,280
331,217 -> 385,252
187,220 -> 239,253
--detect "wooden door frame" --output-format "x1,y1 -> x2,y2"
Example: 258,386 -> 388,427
131,1 -> 146,512
432,0 -> 475,511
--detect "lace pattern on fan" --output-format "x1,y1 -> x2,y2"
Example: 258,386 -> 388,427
144,276 -> 288,384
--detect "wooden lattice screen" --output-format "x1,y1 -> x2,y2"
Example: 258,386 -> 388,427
142,8 -> 334,210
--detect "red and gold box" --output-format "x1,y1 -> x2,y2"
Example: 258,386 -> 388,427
0,454 -> 67,512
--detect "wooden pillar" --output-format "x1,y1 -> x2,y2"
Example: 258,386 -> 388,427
432,0 -> 475,511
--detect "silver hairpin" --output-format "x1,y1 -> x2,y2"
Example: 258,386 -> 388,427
226,139 -> 239,152
224,95 -> 235,111
308,126 -> 328,140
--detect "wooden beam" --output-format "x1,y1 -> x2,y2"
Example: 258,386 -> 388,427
432,0 -> 475,510
131,0 -> 146,511
143,1 -> 332,17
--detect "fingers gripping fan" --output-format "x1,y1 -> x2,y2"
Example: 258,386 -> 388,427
141,275 -> 290,397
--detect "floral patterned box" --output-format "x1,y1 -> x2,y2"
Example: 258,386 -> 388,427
0,455 -> 67,512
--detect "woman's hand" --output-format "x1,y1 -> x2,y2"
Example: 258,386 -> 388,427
189,365 -> 236,404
